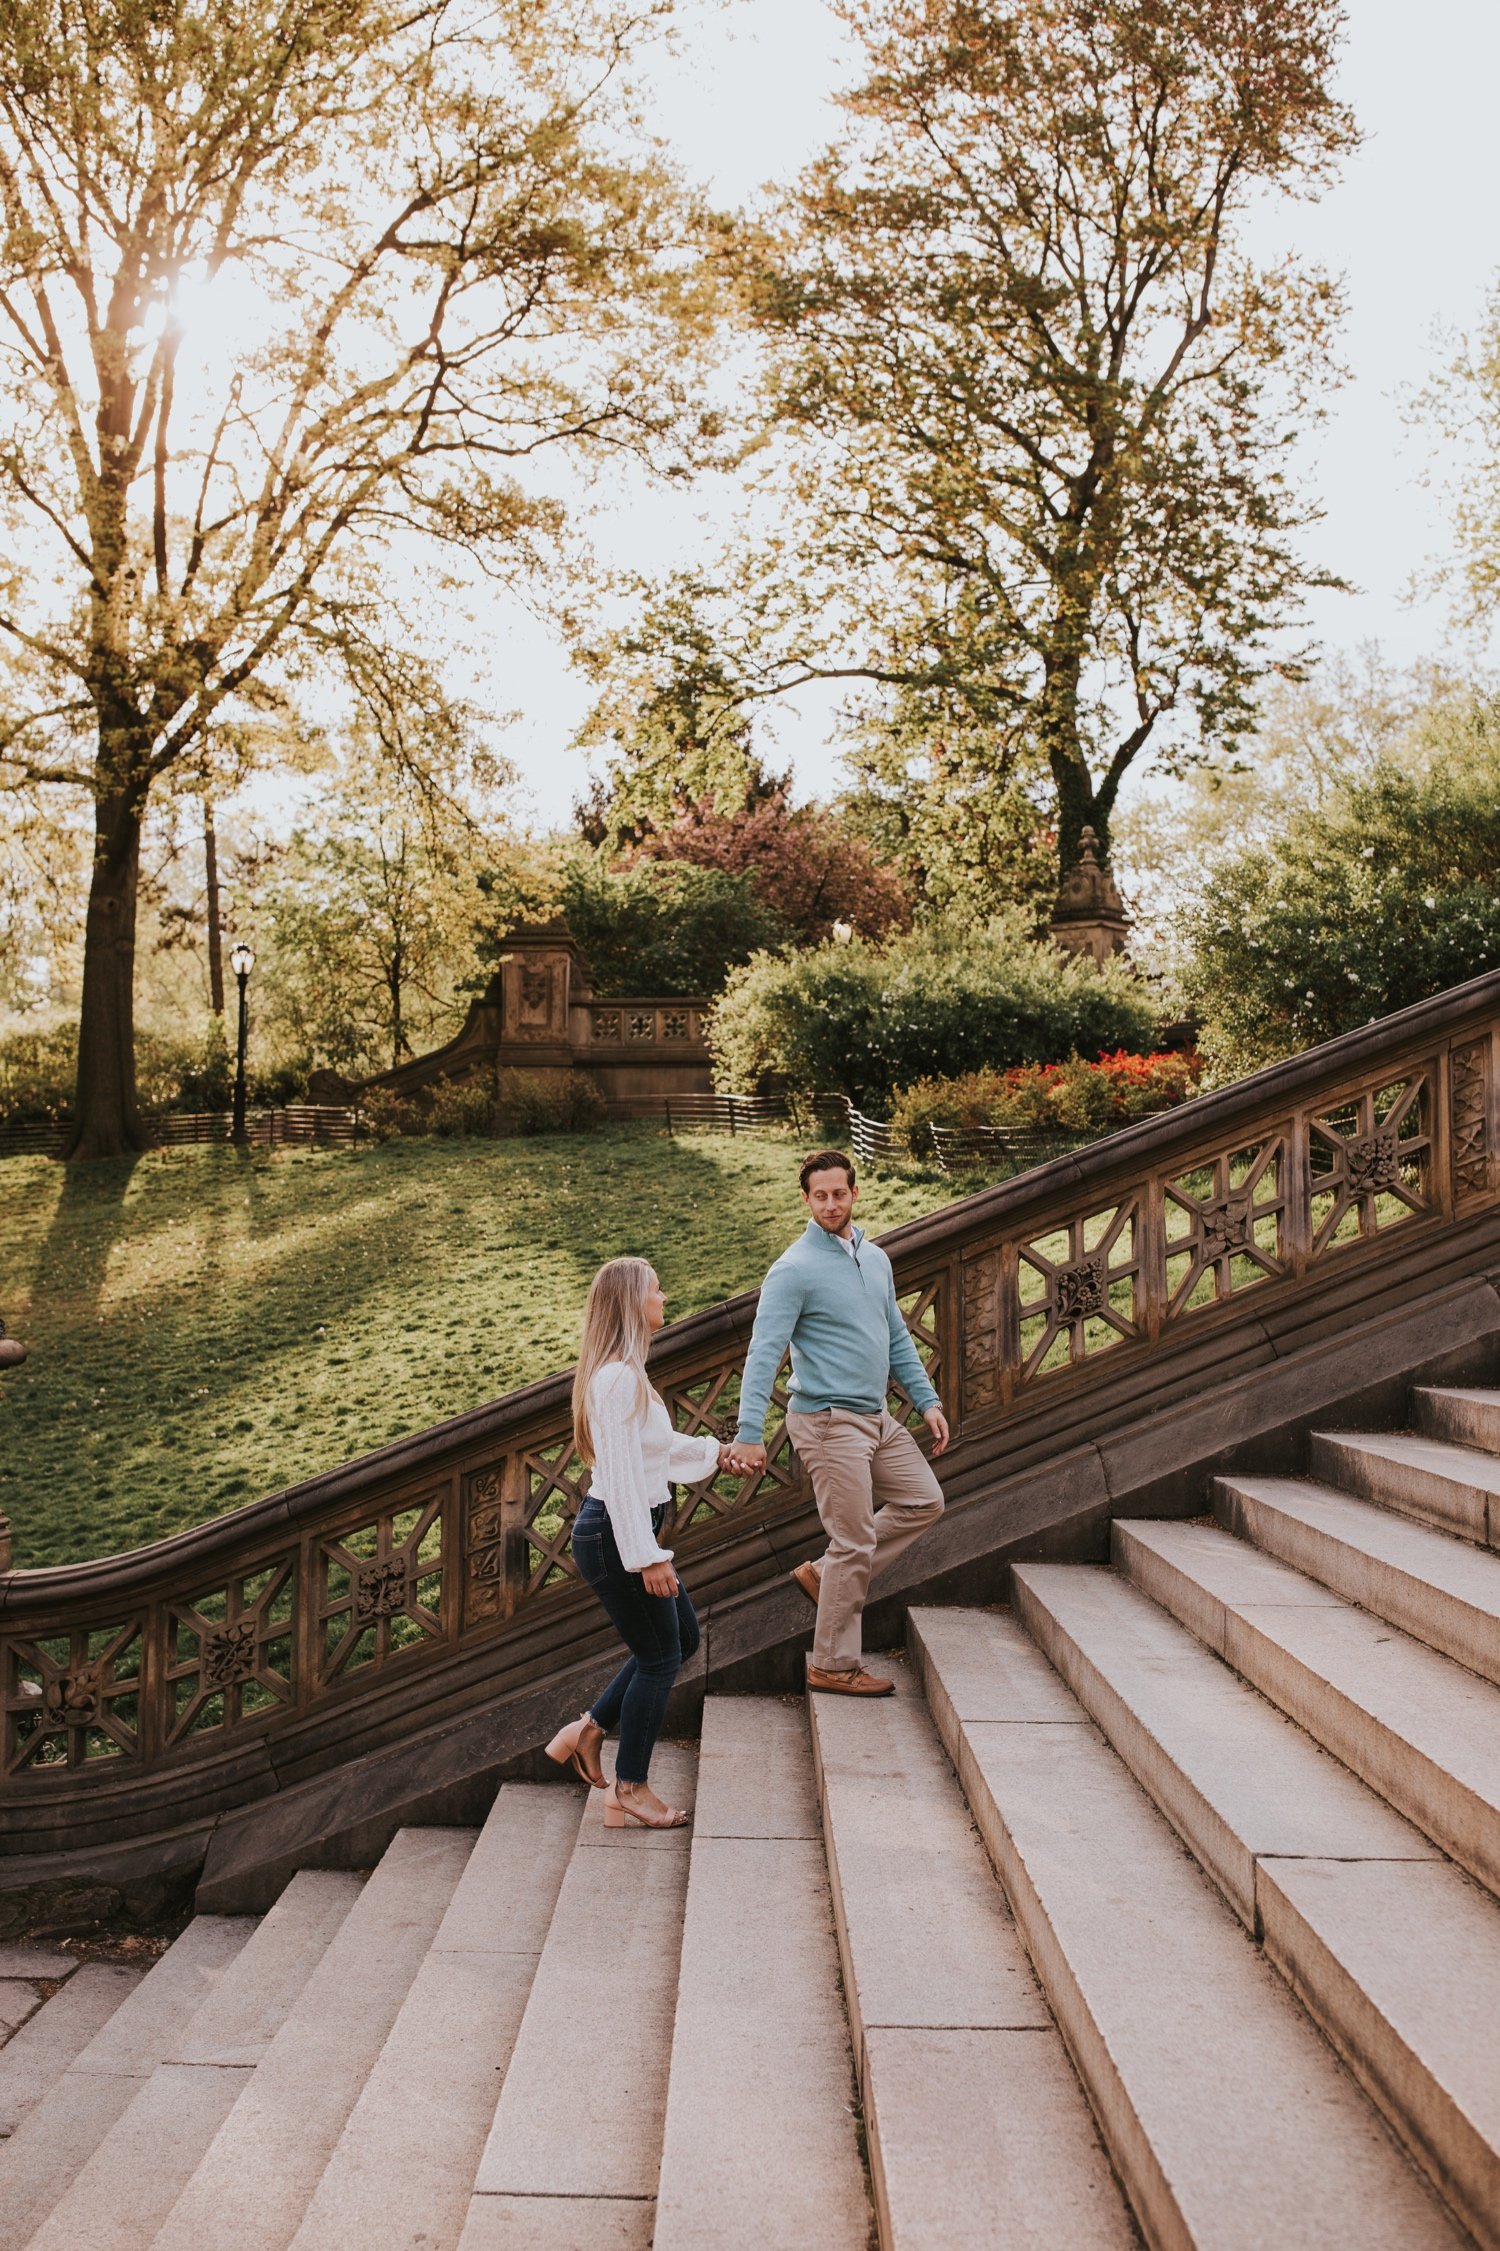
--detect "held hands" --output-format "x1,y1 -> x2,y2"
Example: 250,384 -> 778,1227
720,1440 -> 766,1478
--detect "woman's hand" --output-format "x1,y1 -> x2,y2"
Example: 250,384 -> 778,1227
641,1559 -> 679,1598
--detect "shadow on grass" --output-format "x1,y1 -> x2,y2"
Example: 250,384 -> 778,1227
6,1127 -> 952,1567
36,1155 -> 142,1325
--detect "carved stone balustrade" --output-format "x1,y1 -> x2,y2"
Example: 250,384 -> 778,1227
5,970 -> 1500,1881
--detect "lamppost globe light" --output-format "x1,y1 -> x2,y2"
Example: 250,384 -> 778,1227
230,942 -> 255,977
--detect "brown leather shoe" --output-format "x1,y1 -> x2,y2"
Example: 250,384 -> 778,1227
790,1559 -> 822,1607
806,1663 -> 895,1696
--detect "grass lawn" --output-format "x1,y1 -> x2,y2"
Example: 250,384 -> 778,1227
0,1125 -> 958,1571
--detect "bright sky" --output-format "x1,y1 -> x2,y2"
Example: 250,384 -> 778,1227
478,0 -> 1500,832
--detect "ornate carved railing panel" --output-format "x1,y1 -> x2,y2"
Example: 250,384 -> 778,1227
7,979 -> 1500,1825
584,1000 -> 708,1052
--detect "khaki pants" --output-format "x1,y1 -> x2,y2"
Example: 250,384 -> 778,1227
786,1407 -> 944,1673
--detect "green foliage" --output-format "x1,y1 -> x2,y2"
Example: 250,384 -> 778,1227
1180,744 -> 1500,1075
889,1053 -> 1201,1157
736,0 -> 1355,875
499,1068 -> 607,1135
0,1129 -> 958,1567
0,1021 -> 78,1122
549,859 -> 790,997
573,575 -> 766,851
361,1076 -> 500,1142
709,915 -> 1160,1109
0,1017 -> 300,1122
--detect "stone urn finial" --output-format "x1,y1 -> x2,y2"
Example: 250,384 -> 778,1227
1051,825 -> 1130,964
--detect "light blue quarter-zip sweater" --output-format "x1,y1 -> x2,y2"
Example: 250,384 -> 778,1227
735,1220 -> 939,1443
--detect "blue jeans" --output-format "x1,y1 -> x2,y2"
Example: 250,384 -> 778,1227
571,1496 -> 698,1786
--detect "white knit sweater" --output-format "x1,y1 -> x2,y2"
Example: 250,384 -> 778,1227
585,1360 -> 723,1571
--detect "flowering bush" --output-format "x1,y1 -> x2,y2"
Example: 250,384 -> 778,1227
889,1051 -> 1201,1156
708,912 -> 1160,1109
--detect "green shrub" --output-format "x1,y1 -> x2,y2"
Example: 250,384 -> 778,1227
889,1051 -> 1200,1156
709,914 -> 1160,1110
1180,746 -> 1500,1076
361,1074 -> 501,1140
498,1068 -> 607,1135
0,1019 -> 308,1123
557,859 -> 789,997
0,1022 -> 77,1122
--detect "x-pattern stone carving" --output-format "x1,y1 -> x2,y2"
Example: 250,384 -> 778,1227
888,1278 -> 945,1429
1309,1073 -> 1431,1255
318,1491 -> 445,1684
166,1558 -> 297,1742
520,1440 -> 591,1596
1018,1201 -> 1140,1382
5,1621 -> 142,1774
591,1011 -> 620,1040
1163,1137 -> 1287,1321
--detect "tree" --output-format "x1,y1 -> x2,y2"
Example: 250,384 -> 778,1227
736,0 -> 1355,880
262,699 -> 513,1073
1178,702 -> 1500,1076
0,0 -> 698,1156
573,575 -> 769,851
630,774 -> 912,943
837,686 -> 1056,924
550,856 -> 789,998
1115,647 -> 1465,963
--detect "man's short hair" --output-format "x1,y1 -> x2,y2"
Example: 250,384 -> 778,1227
800,1149 -> 856,1194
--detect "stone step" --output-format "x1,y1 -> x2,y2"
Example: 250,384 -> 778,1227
1115,1518 -> 1500,1900
22,1872 -> 363,2251
1214,1473 -> 1500,1685
1310,1429 -> 1500,1544
0,1961 -> 134,2143
909,1606 -> 1465,2251
809,1656 -> 1134,2251
151,1827 -> 474,2251
1012,1563 -> 1500,2248
0,1918 -> 253,2251
287,1785 -> 583,2251
458,1744 -> 697,2251
653,1699 -> 869,2251
1414,1385 -> 1500,1456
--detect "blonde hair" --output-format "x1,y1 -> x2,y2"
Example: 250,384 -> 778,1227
572,1256 -> 655,1467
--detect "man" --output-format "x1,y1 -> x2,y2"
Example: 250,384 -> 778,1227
730,1150 -> 949,1696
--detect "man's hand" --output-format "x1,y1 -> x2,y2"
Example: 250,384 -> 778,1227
641,1559 -> 679,1598
728,1441 -> 767,1476
923,1405 -> 951,1457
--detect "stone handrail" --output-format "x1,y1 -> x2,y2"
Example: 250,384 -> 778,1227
3,969 -> 1499,1829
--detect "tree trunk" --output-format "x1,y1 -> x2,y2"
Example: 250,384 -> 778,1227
204,801 -> 225,1015
62,787 -> 155,1161
1038,641 -> 1104,876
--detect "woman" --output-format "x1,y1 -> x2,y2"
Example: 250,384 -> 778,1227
545,1256 -> 735,1829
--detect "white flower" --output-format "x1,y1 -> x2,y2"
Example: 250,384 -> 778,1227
1423,896 -> 1437,910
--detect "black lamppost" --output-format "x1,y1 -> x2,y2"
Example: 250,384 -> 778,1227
230,940 -> 255,1146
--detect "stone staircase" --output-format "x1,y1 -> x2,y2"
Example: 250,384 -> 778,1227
7,1383 -> 1500,2248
